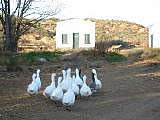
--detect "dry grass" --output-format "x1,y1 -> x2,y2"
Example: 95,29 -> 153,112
141,48 -> 160,60
121,48 -> 143,57
121,48 -> 160,62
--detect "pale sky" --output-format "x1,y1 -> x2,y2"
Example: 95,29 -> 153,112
55,0 -> 160,26
11,0 -> 160,26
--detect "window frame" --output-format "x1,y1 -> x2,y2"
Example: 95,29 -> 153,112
62,34 -> 68,44
84,34 -> 90,44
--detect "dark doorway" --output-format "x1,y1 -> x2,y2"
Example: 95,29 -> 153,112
73,33 -> 79,49
151,34 -> 153,48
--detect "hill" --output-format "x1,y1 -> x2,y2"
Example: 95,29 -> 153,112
0,18 -> 148,51
94,19 -> 148,47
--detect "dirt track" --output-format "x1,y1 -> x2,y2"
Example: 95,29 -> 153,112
0,55 -> 160,120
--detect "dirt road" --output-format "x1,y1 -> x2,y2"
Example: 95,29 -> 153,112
0,55 -> 160,120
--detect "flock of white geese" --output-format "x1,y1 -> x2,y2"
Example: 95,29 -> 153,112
27,68 -> 102,107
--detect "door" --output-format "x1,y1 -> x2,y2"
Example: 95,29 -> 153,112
151,34 -> 153,48
73,33 -> 79,49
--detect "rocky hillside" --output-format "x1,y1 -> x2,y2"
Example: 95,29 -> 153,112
3,18 -> 148,52
18,18 -> 59,52
95,19 -> 148,47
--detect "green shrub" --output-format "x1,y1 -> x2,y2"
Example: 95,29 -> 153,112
16,51 -> 65,64
105,52 -> 127,62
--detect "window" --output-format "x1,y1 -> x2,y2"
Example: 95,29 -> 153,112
85,34 -> 90,44
62,34 -> 68,44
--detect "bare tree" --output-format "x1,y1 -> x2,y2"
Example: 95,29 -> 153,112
0,0 -> 61,52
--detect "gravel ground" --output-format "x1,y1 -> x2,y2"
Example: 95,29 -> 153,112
0,55 -> 160,120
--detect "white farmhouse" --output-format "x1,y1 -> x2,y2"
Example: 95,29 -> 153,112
148,23 -> 160,48
56,19 -> 95,49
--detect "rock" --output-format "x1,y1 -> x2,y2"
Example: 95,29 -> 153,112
36,57 -> 48,62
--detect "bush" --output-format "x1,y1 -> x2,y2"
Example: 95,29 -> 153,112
16,51 -> 65,64
93,40 -> 135,57
94,40 -> 112,56
105,52 -> 127,62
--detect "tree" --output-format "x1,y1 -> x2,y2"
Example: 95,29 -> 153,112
0,0 -> 61,52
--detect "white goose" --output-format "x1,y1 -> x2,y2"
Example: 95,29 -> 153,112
62,76 -> 75,106
61,68 -> 72,93
27,73 -> 39,95
43,73 -> 56,97
35,69 -> 41,90
72,75 -> 80,96
50,77 -> 63,102
61,70 -> 67,92
80,75 -> 92,97
75,68 -> 83,88
92,69 -> 102,89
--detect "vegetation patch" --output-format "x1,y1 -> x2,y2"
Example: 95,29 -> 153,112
105,52 -> 127,63
122,48 -> 143,57
140,48 -> 160,61
0,51 -> 65,71
16,51 -> 65,63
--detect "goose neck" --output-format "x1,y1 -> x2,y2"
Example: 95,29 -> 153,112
92,73 -> 95,82
51,78 -> 55,85
58,77 -> 62,85
67,72 -> 71,79
51,81 -> 55,87
62,72 -> 66,79
32,74 -> 36,81
76,72 -> 80,77
63,74 -> 66,79
79,69 -> 82,77
36,72 -> 40,78
51,76 -> 55,85
76,68 -> 79,74
83,78 -> 86,84
69,78 -> 73,89
33,77 -> 36,83
94,74 -> 98,80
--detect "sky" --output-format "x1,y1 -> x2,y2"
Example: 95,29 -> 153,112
54,0 -> 160,26
11,0 -> 160,26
